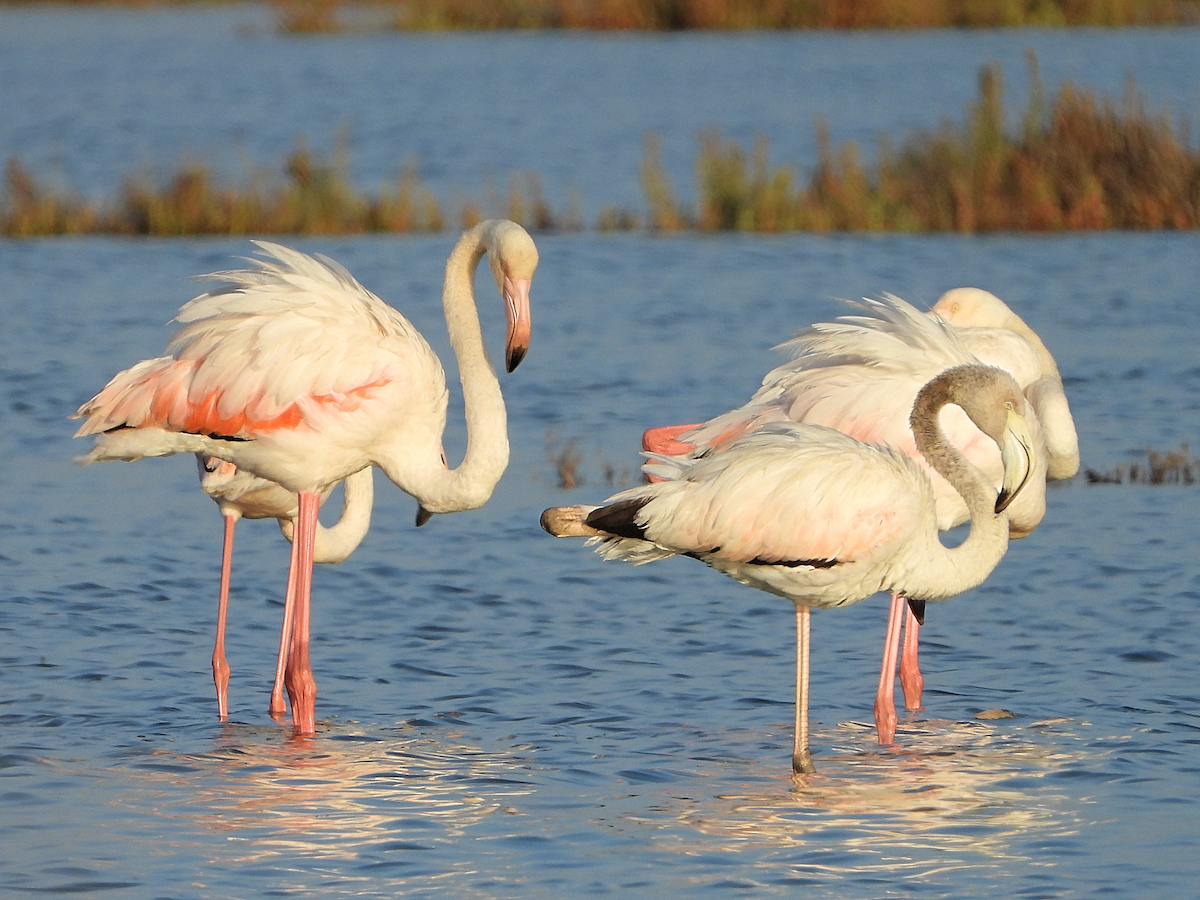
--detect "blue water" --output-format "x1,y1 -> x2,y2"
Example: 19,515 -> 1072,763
3,8 -> 1200,899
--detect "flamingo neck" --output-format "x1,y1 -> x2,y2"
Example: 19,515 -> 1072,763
388,222 -> 509,514
906,370 -> 1010,601
999,308 -> 1061,380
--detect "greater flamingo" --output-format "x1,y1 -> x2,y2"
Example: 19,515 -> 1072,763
74,220 -> 537,735
544,364 -> 1036,774
641,292 -> 1073,743
197,455 -> 373,721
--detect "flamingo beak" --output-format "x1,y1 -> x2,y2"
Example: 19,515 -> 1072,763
996,409 -> 1035,513
503,275 -> 532,373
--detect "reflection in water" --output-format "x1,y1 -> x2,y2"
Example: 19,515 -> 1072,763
114,723 -> 536,869
619,717 -> 1092,884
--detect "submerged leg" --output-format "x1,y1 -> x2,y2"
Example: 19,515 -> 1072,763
269,541 -> 300,720
874,593 -> 905,745
212,512 -> 237,721
899,602 -> 925,711
284,491 -> 319,736
792,605 -> 815,775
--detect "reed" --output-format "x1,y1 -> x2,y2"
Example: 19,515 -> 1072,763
3,158 -> 101,236
5,56 -> 1200,236
2,144 -> 567,237
1085,444 -> 1199,485
266,0 -> 1200,32
651,53 -> 1200,233
545,432 -> 584,488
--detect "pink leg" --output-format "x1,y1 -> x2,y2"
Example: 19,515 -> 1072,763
284,491 -> 319,736
793,605 -> 815,775
874,593 -> 905,745
899,604 -> 925,710
269,545 -> 300,720
212,513 -> 236,721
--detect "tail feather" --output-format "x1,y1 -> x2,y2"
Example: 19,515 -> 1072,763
75,427 -> 212,465
583,498 -> 651,541
540,506 -> 602,538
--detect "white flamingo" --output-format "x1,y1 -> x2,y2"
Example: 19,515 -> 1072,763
74,220 -> 537,734
544,363 -> 1036,774
197,455 -> 373,721
641,292 -> 1074,743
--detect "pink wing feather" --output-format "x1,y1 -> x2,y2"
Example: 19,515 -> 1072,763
74,242 -> 431,440
636,424 -> 928,566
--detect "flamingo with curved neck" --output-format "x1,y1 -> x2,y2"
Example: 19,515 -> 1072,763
542,364 -> 1035,774
641,291 -> 1071,743
74,220 -> 537,734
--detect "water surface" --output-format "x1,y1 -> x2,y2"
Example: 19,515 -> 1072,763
3,230 -> 1199,897
2,9 -> 1200,899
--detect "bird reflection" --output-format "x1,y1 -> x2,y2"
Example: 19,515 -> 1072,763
620,716 -> 1092,874
116,724 -> 535,863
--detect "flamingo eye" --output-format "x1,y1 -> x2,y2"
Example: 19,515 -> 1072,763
1004,400 -> 1014,411
204,457 -> 220,472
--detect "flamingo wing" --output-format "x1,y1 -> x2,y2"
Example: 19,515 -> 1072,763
599,423 -> 929,570
73,243 -> 442,442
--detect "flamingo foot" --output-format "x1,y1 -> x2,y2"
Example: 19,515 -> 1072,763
285,668 -> 317,735
792,748 -> 816,776
873,694 -> 898,746
268,686 -> 288,721
212,652 -> 230,722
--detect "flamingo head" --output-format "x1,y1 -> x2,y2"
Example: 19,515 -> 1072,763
485,220 -> 538,373
931,287 -> 1022,331
958,370 -> 1035,513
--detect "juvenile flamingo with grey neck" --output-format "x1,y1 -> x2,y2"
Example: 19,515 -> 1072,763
544,364 -> 1035,774
197,455 -> 373,721
74,220 -> 537,735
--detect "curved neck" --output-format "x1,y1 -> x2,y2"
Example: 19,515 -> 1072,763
1002,309 -> 1061,380
316,467 -> 374,562
391,222 -> 510,514
906,375 -> 1010,600
277,467 -> 373,563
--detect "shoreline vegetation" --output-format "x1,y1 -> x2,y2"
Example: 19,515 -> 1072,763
5,55 -> 1200,237
1085,445 -> 1198,484
265,0 -> 1200,32
4,0 -> 1198,30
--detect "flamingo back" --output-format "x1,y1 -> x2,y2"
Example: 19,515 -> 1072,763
73,243 -> 444,449
607,423 -> 931,580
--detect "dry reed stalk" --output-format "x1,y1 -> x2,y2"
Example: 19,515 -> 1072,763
639,133 -> 689,230
1,158 -> 100,236
1085,444 -> 1199,485
270,0 -> 345,32
545,433 -> 584,488
273,0 -> 1200,32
